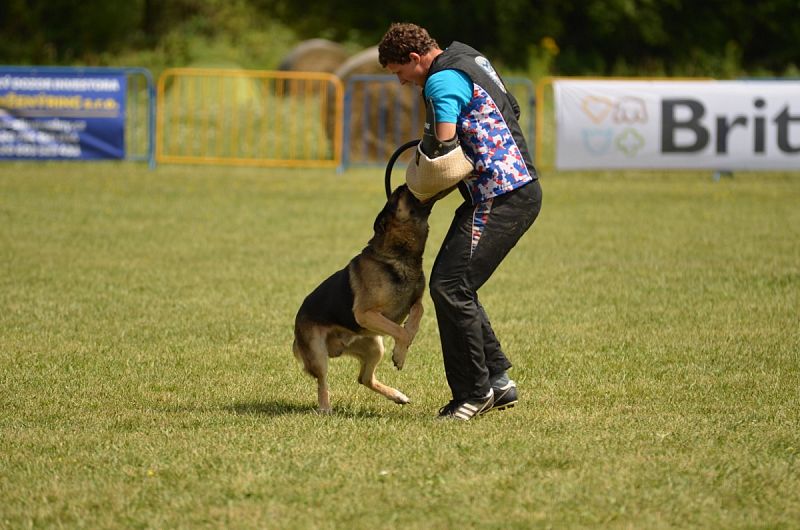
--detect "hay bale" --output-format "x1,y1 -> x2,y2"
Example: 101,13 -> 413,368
278,39 -> 349,73
333,46 -> 383,78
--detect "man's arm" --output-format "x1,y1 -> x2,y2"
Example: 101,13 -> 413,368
436,122 -> 457,142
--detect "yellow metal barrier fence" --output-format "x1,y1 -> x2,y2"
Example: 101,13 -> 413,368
156,68 -> 343,168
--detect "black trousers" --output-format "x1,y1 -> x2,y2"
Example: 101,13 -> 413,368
429,179 -> 542,401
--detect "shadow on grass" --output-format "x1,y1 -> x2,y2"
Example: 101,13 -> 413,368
227,400 -> 384,419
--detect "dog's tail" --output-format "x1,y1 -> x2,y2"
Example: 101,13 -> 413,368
292,321 -> 306,363
292,318 -> 321,379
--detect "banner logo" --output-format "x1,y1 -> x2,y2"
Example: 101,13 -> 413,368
578,95 -> 648,157
615,128 -> 645,156
581,96 -> 613,124
581,129 -> 612,155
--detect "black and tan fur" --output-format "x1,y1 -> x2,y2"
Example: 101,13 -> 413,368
293,185 -> 433,412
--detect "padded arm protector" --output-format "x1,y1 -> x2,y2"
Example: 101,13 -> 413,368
421,98 -> 459,159
406,142 -> 474,202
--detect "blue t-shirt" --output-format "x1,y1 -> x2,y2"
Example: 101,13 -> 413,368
424,70 -> 472,124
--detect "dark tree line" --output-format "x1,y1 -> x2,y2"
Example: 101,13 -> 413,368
2,0 -> 798,76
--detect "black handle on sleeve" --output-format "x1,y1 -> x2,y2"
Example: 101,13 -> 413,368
384,139 -> 421,199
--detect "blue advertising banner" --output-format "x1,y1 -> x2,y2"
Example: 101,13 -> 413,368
0,70 -> 126,160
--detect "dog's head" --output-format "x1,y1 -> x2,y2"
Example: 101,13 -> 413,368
372,184 -> 433,253
374,184 -> 432,232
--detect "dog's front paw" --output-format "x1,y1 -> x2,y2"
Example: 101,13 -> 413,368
392,346 -> 408,370
392,331 -> 412,369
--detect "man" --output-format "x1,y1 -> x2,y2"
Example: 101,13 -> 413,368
378,23 -> 543,420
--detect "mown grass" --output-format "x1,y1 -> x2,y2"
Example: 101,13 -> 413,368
1,162 -> 798,529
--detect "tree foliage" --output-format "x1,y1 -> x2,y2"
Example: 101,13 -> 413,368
1,0 -> 798,76
259,0 -> 800,76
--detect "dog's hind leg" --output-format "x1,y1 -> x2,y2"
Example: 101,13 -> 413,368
316,375 -> 331,413
293,326 -> 332,413
349,336 -> 410,405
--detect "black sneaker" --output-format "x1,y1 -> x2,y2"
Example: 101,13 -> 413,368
437,389 -> 494,421
487,379 -> 518,412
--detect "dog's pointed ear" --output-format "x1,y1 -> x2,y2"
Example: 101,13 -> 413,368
373,206 -> 389,235
393,184 -> 414,220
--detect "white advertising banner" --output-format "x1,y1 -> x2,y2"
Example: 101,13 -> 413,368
554,79 -> 800,170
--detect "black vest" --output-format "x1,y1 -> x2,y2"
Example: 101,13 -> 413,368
426,41 -> 537,181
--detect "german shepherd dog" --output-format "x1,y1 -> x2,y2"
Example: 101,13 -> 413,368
293,184 -> 433,412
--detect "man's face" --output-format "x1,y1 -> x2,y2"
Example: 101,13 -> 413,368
385,53 -> 426,87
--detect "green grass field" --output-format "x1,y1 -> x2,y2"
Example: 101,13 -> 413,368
1,162 -> 798,528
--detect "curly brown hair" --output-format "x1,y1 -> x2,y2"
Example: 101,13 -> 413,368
378,23 -> 439,67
